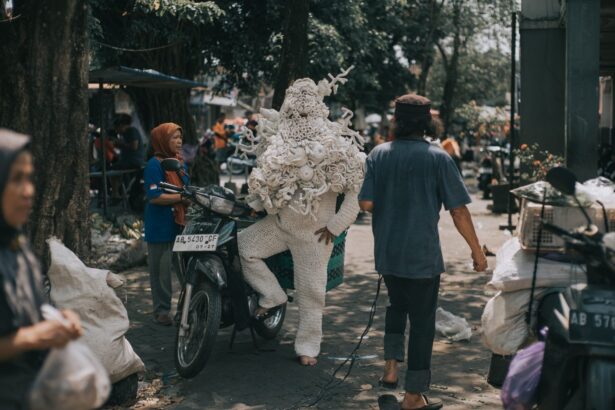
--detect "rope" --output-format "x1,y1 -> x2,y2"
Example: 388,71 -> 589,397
94,40 -> 182,53
0,13 -> 20,23
282,275 -> 383,410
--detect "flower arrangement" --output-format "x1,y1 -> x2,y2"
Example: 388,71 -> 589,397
515,143 -> 564,182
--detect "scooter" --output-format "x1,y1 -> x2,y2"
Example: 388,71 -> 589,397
226,144 -> 256,176
159,158 -> 287,378
478,154 -> 494,199
534,167 -> 615,409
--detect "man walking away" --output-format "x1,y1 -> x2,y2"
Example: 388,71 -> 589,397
359,94 -> 487,409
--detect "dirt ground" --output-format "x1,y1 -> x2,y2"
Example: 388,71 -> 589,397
115,192 -> 513,410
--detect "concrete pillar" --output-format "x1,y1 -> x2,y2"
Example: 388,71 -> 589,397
565,0 -> 600,181
520,0 -> 566,156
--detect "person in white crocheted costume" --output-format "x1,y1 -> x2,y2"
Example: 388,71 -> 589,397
237,68 -> 365,365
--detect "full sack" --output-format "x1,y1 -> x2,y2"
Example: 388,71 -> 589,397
46,238 -> 145,383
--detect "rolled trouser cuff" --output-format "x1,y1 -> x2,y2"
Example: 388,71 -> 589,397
404,369 -> 431,393
384,334 -> 405,362
259,288 -> 288,309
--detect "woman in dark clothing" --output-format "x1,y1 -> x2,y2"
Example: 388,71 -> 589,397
0,129 -> 82,409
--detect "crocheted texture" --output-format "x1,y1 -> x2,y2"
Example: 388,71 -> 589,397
237,68 -> 364,358
236,67 -> 366,220
239,190 -> 359,357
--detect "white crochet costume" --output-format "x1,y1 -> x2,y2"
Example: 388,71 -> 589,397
237,68 -> 365,358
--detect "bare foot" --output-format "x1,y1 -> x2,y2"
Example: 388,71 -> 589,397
254,306 -> 269,318
298,356 -> 317,366
382,359 -> 398,384
400,393 -> 427,409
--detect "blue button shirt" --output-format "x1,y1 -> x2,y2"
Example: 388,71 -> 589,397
144,158 -> 189,243
359,139 -> 471,279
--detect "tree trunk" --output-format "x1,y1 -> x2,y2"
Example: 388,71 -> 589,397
129,88 -> 197,145
120,42 -> 216,183
438,1 -> 462,132
417,0 -> 442,96
417,56 -> 434,96
0,0 -> 90,263
120,44 -> 200,145
271,0 -> 310,110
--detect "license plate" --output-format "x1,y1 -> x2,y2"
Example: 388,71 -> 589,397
173,234 -> 218,252
569,309 -> 615,345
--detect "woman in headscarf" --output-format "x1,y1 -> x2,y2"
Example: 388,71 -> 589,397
0,129 -> 82,409
144,123 -> 189,326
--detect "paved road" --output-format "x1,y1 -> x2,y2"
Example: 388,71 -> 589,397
116,193 -> 513,409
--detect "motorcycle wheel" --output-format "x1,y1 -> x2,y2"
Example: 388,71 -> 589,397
174,281 -> 222,378
254,303 -> 286,340
227,157 -> 245,176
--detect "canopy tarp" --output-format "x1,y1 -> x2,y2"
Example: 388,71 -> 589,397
89,66 -> 207,89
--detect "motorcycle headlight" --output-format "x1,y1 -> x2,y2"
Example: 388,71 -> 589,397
210,195 -> 235,215
195,192 -> 211,208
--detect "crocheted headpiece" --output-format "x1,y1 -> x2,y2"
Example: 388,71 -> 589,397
236,67 -> 366,219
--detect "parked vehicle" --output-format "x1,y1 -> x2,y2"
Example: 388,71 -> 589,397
159,158 -> 287,378
534,167 -> 615,409
478,154 -> 494,199
226,142 -> 256,176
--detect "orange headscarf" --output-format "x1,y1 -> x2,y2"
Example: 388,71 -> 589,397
151,123 -> 187,226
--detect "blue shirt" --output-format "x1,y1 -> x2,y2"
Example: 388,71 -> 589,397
144,158 -> 189,243
359,139 -> 471,279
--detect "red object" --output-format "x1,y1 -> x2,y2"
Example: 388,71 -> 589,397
95,137 -> 115,162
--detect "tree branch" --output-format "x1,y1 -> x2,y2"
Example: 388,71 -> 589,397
436,41 -> 449,69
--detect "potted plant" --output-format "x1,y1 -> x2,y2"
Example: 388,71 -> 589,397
515,143 -> 564,184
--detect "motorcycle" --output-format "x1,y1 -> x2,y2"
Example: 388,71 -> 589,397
225,142 -> 256,176
478,154 -> 494,199
533,167 -> 615,409
159,158 -> 287,378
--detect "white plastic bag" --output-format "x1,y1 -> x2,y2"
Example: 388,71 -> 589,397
29,305 -> 110,410
435,307 -> 472,341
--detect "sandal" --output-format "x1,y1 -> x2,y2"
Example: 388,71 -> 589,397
400,394 -> 443,410
378,394 -> 401,410
254,304 -> 282,320
378,378 -> 399,389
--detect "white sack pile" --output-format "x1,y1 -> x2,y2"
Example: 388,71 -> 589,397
46,238 -> 145,383
481,237 -> 585,355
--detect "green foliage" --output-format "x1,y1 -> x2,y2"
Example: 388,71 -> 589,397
90,0 -> 513,117
428,46 -> 511,107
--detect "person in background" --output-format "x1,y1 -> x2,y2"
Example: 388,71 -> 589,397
246,119 -> 258,140
110,114 -> 145,204
0,129 -> 82,410
441,134 -> 462,172
213,114 -> 228,169
94,129 -> 117,166
144,123 -> 189,326
359,94 -> 487,410
112,114 -> 145,169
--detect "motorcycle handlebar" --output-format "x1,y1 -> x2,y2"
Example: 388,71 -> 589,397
159,182 -> 182,193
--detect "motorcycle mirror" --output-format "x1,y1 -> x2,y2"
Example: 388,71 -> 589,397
546,167 -> 577,196
161,158 -> 181,172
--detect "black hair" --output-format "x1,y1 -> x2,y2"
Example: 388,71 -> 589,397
393,116 -> 435,139
113,113 -> 132,128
